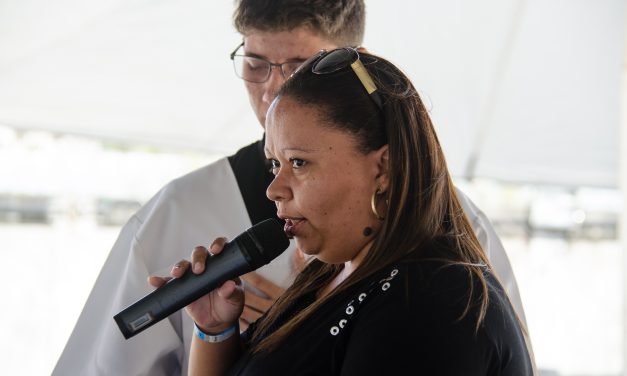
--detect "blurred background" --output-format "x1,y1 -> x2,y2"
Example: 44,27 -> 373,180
0,0 -> 625,375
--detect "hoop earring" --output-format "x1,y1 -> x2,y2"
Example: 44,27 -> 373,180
371,189 -> 385,221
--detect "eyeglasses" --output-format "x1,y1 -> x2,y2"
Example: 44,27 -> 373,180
296,47 -> 383,110
230,42 -> 306,83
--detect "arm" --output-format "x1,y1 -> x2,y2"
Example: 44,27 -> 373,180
54,159 -> 255,375
53,215 -> 184,376
150,239 -> 245,376
189,327 -> 241,376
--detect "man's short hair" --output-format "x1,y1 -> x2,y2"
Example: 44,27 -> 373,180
233,0 -> 365,47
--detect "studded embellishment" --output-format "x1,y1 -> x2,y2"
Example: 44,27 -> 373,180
329,266 -> 401,337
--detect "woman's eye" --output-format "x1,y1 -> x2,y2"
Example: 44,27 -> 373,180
290,158 -> 306,168
268,159 -> 280,174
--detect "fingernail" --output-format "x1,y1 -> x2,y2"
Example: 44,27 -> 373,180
194,262 -> 202,273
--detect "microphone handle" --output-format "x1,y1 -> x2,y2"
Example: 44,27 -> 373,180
114,238 -> 251,339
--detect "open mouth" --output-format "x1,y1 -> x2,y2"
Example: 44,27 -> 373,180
284,218 -> 305,238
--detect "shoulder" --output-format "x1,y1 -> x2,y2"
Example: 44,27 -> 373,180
393,259 -> 515,325
350,260 -> 488,321
167,157 -> 235,198
342,260 -> 532,374
227,139 -> 265,168
127,154 -> 251,258
454,186 -> 490,231
152,139 -> 264,205
132,157 -> 234,220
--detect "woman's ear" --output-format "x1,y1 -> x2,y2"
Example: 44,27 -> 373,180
372,144 -> 389,192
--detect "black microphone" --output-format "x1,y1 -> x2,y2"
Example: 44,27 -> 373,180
113,218 -> 289,339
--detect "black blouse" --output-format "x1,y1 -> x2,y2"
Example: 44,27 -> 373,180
228,258 -> 532,376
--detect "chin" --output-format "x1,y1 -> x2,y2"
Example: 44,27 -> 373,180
294,240 -> 318,257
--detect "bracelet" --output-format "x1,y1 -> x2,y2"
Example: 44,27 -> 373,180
193,322 -> 238,343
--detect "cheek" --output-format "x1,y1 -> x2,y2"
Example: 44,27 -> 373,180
303,178 -> 370,227
245,83 -> 262,105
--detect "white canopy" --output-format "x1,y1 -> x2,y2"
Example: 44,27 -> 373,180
0,0 -> 624,187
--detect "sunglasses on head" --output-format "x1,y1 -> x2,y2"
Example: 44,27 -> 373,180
294,47 -> 383,111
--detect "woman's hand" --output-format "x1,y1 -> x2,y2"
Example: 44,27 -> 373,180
148,237 -> 245,332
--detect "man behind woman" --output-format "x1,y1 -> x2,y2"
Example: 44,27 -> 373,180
158,48 -> 534,375
55,1 -> 531,374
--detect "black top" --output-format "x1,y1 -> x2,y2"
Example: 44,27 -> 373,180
227,139 -> 532,375
229,258 -> 533,376
228,139 -> 277,226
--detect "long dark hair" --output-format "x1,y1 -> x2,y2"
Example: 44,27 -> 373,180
252,51 -> 491,352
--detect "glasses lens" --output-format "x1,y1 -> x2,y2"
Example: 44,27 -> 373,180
313,48 -> 358,74
232,55 -> 271,83
281,61 -> 307,78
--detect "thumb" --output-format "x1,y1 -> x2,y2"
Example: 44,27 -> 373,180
217,279 -> 245,304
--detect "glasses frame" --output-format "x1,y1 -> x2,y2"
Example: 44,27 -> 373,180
229,42 -> 306,84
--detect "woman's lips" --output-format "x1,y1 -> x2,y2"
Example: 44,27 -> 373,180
284,218 -> 305,238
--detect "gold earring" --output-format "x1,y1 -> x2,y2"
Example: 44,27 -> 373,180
371,189 -> 385,221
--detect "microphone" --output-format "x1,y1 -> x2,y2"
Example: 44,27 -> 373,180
113,218 -> 289,339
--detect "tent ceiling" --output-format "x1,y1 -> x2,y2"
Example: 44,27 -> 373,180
0,0 -> 624,187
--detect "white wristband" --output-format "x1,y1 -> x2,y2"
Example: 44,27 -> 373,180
193,322 -> 238,343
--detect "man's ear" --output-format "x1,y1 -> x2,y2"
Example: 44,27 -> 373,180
371,144 -> 389,192
356,46 -> 370,54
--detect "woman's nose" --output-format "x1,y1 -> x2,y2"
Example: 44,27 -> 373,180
266,171 -> 291,203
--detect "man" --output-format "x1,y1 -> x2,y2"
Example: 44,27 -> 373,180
54,1 -> 529,375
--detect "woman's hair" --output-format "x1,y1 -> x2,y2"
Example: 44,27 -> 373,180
251,51 -> 492,352
233,0 -> 365,47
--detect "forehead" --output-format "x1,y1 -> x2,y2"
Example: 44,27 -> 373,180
266,97 -> 319,136
266,98 -> 357,152
243,27 -> 338,61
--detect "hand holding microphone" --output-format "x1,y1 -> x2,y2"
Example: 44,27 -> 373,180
149,237 -> 245,336
114,218 -> 289,339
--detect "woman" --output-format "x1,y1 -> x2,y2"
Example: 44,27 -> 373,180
152,48 -> 533,375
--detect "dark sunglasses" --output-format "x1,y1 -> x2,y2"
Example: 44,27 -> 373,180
294,47 -> 383,111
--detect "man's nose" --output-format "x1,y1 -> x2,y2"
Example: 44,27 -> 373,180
262,67 -> 286,104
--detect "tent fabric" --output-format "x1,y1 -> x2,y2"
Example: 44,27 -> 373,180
0,0 -> 624,187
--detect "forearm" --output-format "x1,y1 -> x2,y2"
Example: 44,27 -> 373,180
188,326 -> 242,376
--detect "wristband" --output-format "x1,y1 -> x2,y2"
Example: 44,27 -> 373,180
193,322 -> 238,343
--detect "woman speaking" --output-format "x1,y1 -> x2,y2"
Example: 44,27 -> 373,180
151,48 -> 534,375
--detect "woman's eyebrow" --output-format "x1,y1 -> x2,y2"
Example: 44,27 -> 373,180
265,145 -> 318,156
281,146 -> 317,153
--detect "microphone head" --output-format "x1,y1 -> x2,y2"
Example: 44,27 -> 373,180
245,218 -> 290,265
